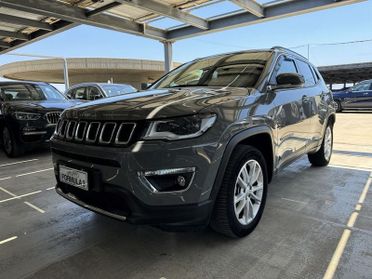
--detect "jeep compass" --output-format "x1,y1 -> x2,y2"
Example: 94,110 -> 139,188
51,47 -> 335,237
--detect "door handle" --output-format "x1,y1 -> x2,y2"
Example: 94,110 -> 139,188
363,92 -> 368,95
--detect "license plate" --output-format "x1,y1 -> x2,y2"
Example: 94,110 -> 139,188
59,165 -> 88,191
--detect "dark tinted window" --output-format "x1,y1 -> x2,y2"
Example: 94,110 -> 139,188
296,60 -> 316,86
152,51 -> 272,89
276,58 -> 297,76
270,57 -> 297,84
311,66 -> 320,82
0,83 -> 65,101
73,87 -> 87,99
88,87 -> 103,100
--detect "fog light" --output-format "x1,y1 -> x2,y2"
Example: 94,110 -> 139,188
177,175 -> 186,187
138,167 -> 195,193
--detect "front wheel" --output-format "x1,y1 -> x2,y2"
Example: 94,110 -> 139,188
210,145 -> 268,238
308,124 -> 333,166
2,126 -> 23,157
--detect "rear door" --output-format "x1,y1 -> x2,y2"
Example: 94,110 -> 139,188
271,56 -> 310,167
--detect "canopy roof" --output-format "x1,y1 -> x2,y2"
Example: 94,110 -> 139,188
0,0 -> 366,55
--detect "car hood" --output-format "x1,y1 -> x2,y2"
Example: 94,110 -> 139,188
4,100 -> 80,112
64,87 -> 251,120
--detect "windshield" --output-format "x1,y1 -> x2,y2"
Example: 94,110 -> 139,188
0,83 -> 66,102
152,51 -> 272,89
100,84 -> 137,97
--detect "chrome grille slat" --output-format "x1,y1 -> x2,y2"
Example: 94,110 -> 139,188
66,121 -> 77,140
86,122 -> 101,143
75,121 -> 88,142
99,122 -> 117,144
46,112 -> 61,125
115,122 -> 136,145
59,119 -> 68,137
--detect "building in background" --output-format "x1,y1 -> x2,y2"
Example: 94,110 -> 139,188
0,58 -> 181,90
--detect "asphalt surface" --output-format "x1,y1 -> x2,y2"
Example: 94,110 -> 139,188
0,112 -> 371,279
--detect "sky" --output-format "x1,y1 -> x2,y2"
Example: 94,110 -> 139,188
0,0 -> 372,83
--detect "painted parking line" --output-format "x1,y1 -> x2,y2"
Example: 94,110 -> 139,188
281,197 -> 308,205
323,173 -> 372,279
0,186 -> 17,197
15,168 -> 54,178
0,236 -> 18,245
0,159 -> 38,168
0,190 -> 42,204
46,187 -> 55,191
24,202 -> 45,213
0,186 -> 46,213
328,164 -> 372,172
0,177 -> 11,181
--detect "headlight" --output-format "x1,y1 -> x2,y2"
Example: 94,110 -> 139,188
143,114 -> 217,140
13,112 -> 41,121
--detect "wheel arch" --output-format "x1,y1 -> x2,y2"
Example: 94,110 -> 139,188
210,126 -> 275,201
328,113 -> 336,127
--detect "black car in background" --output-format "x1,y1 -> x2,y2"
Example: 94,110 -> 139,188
333,80 -> 372,112
66,83 -> 137,101
0,81 -> 79,157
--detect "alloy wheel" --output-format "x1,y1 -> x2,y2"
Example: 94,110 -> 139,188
233,160 -> 264,226
324,126 -> 332,161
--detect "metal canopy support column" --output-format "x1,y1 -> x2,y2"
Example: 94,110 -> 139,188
163,41 -> 173,73
63,58 -> 70,89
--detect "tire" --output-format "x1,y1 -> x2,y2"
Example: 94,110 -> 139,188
2,126 -> 23,157
334,100 -> 342,112
210,145 -> 268,238
308,123 -> 333,167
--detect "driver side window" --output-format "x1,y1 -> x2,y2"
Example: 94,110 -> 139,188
270,56 -> 298,84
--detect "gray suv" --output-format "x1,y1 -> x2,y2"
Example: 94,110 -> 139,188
51,47 -> 335,237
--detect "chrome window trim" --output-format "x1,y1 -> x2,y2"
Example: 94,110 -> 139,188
99,122 -> 117,144
115,122 -> 136,145
75,121 -> 88,142
85,122 -> 101,143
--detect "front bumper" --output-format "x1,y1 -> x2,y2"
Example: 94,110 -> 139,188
51,137 -> 224,226
56,184 -> 213,226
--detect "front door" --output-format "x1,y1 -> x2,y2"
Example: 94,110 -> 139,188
270,56 -> 310,168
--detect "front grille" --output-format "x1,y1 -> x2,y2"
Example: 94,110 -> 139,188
56,119 -> 136,146
46,112 -> 61,124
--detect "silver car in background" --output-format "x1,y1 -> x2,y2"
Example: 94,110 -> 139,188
66,83 -> 137,101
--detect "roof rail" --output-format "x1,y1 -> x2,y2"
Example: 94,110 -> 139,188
271,46 -> 308,60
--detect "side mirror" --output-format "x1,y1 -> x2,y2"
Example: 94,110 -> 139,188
276,73 -> 305,87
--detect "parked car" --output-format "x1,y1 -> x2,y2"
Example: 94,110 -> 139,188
66,83 -> 137,101
333,80 -> 372,112
51,47 -> 335,237
0,81 -> 79,157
